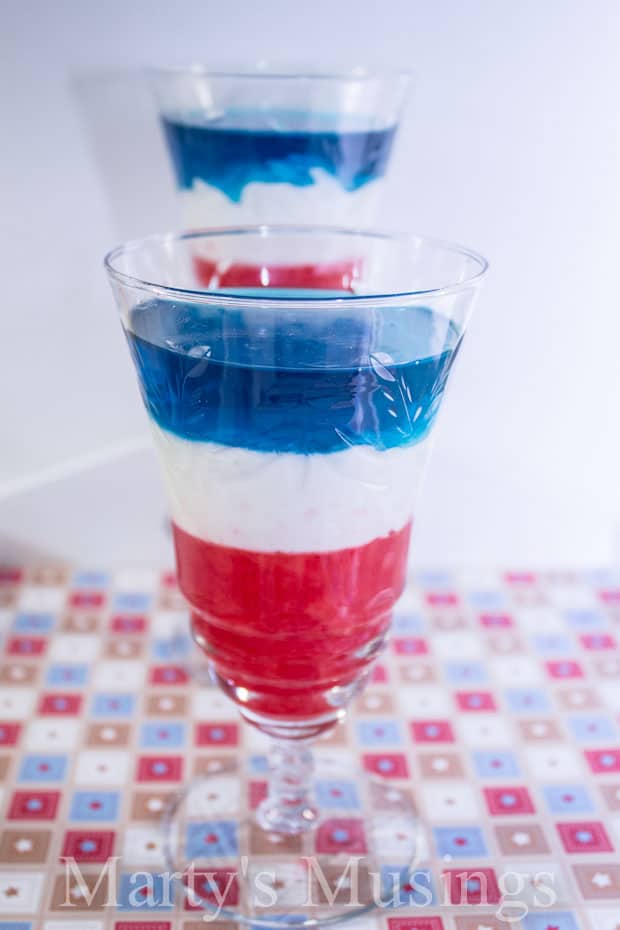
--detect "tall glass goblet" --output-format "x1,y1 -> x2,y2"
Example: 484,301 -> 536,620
104,227 -> 487,925
150,68 -> 411,289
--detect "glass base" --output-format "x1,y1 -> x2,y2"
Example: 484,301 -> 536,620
161,755 -> 424,928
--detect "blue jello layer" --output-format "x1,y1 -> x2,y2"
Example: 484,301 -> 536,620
161,111 -> 397,202
126,298 -> 460,454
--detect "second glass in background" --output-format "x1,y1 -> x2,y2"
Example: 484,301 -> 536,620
150,67 -> 411,289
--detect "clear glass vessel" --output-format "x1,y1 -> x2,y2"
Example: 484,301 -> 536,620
150,68 -> 411,288
105,226 -> 487,925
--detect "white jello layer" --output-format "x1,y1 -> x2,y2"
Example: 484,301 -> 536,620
151,423 -> 429,553
180,170 -> 384,255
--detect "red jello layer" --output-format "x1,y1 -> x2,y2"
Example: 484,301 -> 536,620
193,256 -> 360,291
173,522 -> 412,720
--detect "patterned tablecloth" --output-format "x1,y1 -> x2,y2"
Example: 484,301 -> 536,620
0,564 -> 620,930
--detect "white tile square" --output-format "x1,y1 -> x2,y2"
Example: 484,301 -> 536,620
398,685 -> 452,718
93,660 -> 145,690
598,681 -> 620,712
0,687 -> 35,719
497,859 -> 571,907
18,585 -> 65,612
186,774 -> 241,816
0,608 -> 13,633
525,744 -> 582,779
432,632 -> 483,660
114,567 -> 158,590
514,608 -> 565,634
0,871 -> 44,912
25,718 -> 80,751
50,633 -> 100,662
249,861 -> 308,907
151,610 -> 189,637
419,781 -> 479,821
44,922 -> 104,930
370,815 -> 429,860
192,690 -> 238,720
586,907 -> 620,930
458,713 -> 513,747
490,656 -> 543,685
75,750 -> 130,784
123,826 -> 166,866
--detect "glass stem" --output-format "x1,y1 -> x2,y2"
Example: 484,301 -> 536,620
256,738 -> 319,834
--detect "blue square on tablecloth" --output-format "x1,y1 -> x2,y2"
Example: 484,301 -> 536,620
91,693 -> 135,717
505,688 -> 551,713
140,721 -> 186,748
113,591 -> 153,612
0,924 -> 32,930
152,634 -> 191,660
70,790 -> 120,821
564,608 -> 608,629
444,661 -> 488,684
522,913 -> 580,930
315,779 -> 361,809
392,613 -> 425,634
356,720 -> 402,746
118,872 -> 174,910
380,866 -> 435,906
185,821 -> 238,857
467,590 -> 508,609
568,714 -> 617,743
46,663 -> 89,686
12,613 -> 54,633
19,754 -> 67,782
72,569 -> 109,587
248,754 -> 268,774
473,750 -> 521,778
415,570 -> 455,589
542,784 -> 595,814
530,633 -> 573,655
433,826 -> 488,857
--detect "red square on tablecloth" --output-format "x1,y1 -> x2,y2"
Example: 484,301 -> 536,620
136,756 -> 183,782
150,665 -> 189,685
388,920 -> 444,930
38,693 -> 82,715
557,820 -> 613,853
580,633 -> 617,651
61,830 -> 116,862
455,691 -> 497,711
195,723 -> 239,747
0,566 -> 22,584
316,818 -> 367,854
8,790 -> 60,819
425,592 -> 459,607
0,723 -> 21,746
393,638 -> 428,656
411,720 -> 455,743
69,590 -> 106,608
484,786 -> 535,815
248,780 -> 268,809
442,868 -> 500,905
6,637 -> 47,656
479,613 -> 514,628
545,660 -> 584,679
371,663 -> 388,683
184,870 -> 239,909
111,615 -> 148,634
585,748 -> 620,773
363,753 -> 409,778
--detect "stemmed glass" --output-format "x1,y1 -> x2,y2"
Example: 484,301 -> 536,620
150,67 -> 411,288
104,226 -> 487,926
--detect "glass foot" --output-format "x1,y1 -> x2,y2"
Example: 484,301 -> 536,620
161,753 -> 425,928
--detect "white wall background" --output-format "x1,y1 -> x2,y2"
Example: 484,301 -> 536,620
2,0 -> 620,568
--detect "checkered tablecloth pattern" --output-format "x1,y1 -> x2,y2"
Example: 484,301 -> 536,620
1,564 -> 620,930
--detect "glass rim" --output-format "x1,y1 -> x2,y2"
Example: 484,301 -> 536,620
104,225 -> 489,307
146,64 -> 414,85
